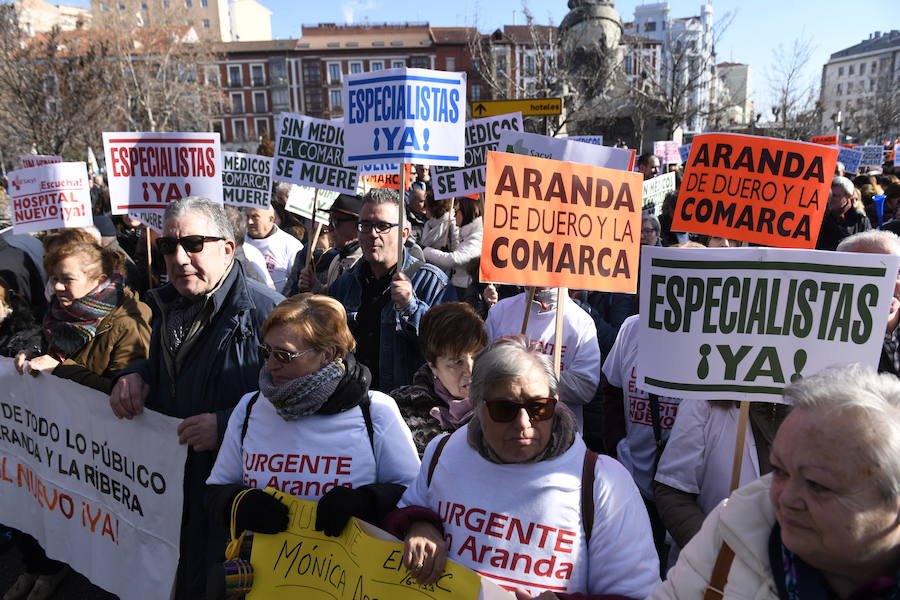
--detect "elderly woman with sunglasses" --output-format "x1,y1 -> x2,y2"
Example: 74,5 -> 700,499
385,336 -> 660,600
205,293 -> 421,546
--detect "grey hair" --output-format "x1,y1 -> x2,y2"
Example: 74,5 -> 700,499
832,176 -> 854,197
223,206 -> 246,246
469,335 -> 558,405
783,364 -> 900,500
836,229 -> 900,255
642,215 -> 661,233
163,197 -> 234,241
362,187 -> 400,207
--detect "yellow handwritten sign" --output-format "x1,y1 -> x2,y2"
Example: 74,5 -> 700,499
249,489 -> 482,600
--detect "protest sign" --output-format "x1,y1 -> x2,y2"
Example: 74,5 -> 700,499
653,140 -> 681,165
128,211 -> 164,234
809,135 -> 839,146
285,185 -> 338,225
20,155 -> 62,169
358,162 -> 411,191
249,490 -> 486,600
642,171 -> 676,216
273,113 -> 358,194
481,151 -> 642,293
343,67 -> 467,166
894,143 -> 900,168
7,162 -> 92,234
636,247 -> 899,402
103,131 -> 223,214
497,130 -> 635,171
567,135 -> 603,146
836,145 -> 864,175
678,144 -> 692,164
0,360 -> 185,599
858,144 -> 885,168
432,112 -> 523,200
673,133 -> 838,249
223,152 -> 272,209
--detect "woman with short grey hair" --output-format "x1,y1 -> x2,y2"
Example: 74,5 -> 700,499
385,335 -> 660,599
651,364 -> 900,600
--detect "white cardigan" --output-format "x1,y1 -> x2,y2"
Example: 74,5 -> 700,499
422,217 -> 483,289
648,475 -> 779,600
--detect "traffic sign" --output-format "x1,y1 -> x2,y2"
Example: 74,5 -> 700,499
470,98 -> 561,118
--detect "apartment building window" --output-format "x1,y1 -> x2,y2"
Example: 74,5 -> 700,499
849,65 -> 854,75
328,63 -> 342,83
185,0 -> 192,7
471,83 -> 481,100
330,89 -> 342,108
233,120 -> 247,142
118,2 -> 125,9
524,55 -> 535,76
304,88 -> 323,112
392,60 -> 405,69
410,56 -> 429,69
835,101 -> 841,110
370,61 -> 383,71
302,60 -> 321,85
202,19 -> 209,28
645,21 -> 656,32
204,66 -> 219,85
251,64 -> 265,86
496,55 -> 507,77
228,65 -> 241,87
836,83 -> 842,95
201,0 -> 208,5
838,66 -> 843,76
445,57 -> 456,71
271,88 -> 289,110
211,121 -> 223,136
349,62 -> 362,74
253,92 -> 266,113
256,119 -> 269,139
99,2 -> 108,10
230,92 -> 244,114
141,2 -> 148,9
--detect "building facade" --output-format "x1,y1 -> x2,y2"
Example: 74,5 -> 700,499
716,61 -> 753,126
14,0 -> 90,35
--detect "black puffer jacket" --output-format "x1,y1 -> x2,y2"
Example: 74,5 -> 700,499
390,363 -> 459,457
0,298 -> 41,358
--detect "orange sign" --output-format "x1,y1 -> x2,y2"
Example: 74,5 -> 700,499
809,135 -> 839,145
360,164 -> 412,190
674,133 -> 838,249
481,151 -> 642,292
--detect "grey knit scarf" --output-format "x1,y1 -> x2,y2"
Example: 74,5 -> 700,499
257,360 -> 345,421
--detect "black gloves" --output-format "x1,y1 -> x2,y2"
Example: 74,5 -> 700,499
233,488 -> 289,534
315,483 -> 407,537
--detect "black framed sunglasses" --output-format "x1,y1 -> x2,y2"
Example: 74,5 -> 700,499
156,235 -> 224,255
257,344 -> 316,364
357,220 -> 399,234
484,397 -> 557,423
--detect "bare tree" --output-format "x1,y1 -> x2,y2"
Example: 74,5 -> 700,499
767,37 -> 822,140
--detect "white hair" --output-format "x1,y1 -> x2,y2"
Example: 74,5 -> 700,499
836,230 -> 900,255
469,335 -> 558,406
783,364 -> 900,500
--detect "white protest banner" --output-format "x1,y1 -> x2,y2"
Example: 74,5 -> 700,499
128,210 -> 164,234
567,135 -> 604,146
637,246 -> 899,402
0,360 -> 186,599
273,113 -> 358,194
20,155 -> 62,169
343,67 -> 467,167
497,130 -> 635,171
285,185 -> 339,225
432,112 -> 523,200
654,140 -> 681,164
103,131 -> 223,215
894,143 -> 900,168
7,162 -> 92,234
835,146 -> 864,175
858,144 -> 884,168
223,152 -> 273,209
642,171 -> 676,216
678,144 -> 692,164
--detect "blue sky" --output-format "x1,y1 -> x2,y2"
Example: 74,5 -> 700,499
66,0 -> 893,116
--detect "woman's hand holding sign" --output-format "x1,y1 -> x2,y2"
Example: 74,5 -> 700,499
403,521 -> 447,585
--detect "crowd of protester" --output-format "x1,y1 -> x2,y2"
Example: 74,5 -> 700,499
0,151 -> 899,600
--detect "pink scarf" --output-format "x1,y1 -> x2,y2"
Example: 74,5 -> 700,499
429,376 -> 473,429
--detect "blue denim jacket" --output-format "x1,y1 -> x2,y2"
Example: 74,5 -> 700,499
330,251 -> 448,392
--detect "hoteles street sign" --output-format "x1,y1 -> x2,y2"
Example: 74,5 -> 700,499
470,98 -> 562,117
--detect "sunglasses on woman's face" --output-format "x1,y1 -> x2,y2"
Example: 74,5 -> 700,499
484,397 -> 557,423
257,344 -> 316,364
156,235 -> 225,255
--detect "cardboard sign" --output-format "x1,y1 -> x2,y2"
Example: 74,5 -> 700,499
358,163 -> 411,191
432,113 -> 523,200
249,490 -> 484,600
103,131 -> 223,214
567,135 -> 604,146
128,211 -> 164,234
481,151 -> 642,292
678,144 -> 692,164
7,162 -> 92,234
809,135 -> 839,146
273,113 -> 358,194
497,130 -> 635,171
637,247 -> 899,402
836,146 -> 864,175
653,140 -> 681,165
0,360 -> 186,599
20,155 -> 62,169
673,133 -> 838,249
223,152 -> 272,209
642,171 -> 676,216
858,144 -> 884,168
343,67 -> 467,166
285,185 -> 338,225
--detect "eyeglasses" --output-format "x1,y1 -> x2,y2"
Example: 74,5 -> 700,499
642,228 -> 659,235
484,397 -> 557,423
156,235 -> 224,255
357,220 -> 399,234
257,344 -> 316,364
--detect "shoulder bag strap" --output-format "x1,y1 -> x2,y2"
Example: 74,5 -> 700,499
581,449 -> 598,544
426,434 -> 452,487
239,392 -> 261,446
703,542 -> 735,600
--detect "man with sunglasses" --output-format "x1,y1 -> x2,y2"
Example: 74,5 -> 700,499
108,197 -> 282,599
330,188 -> 448,392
